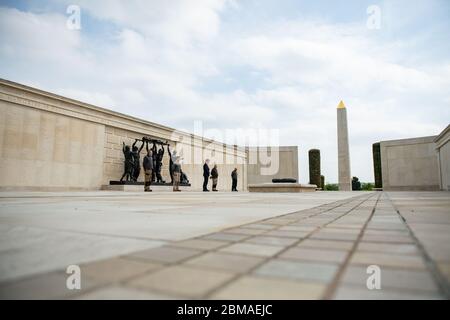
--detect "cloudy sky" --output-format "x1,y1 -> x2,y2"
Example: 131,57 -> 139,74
1,0 -> 449,183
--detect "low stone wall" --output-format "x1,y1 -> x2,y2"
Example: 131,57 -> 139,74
0,79 -> 247,191
379,136 -> 440,191
435,125 -> 450,191
248,183 -> 316,193
247,146 -> 299,184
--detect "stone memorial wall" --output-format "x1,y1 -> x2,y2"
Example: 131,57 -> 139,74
0,79 -> 248,191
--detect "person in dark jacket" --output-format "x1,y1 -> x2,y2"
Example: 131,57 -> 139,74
172,156 -> 181,192
143,148 -> 154,192
231,168 -> 238,192
168,145 -> 174,184
203,159 -> 210,191
211,164 -> 219,191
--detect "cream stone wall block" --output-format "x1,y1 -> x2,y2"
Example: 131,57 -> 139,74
247,146 -> 299,184
435,125 -> 450,191
0,101 -> 105,190
380,136 -> 440,191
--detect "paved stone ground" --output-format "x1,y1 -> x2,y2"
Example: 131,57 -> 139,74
0,191 -> 449,299
0,191 -> 359,282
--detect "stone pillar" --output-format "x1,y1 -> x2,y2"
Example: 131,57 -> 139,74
372,142 -> 382,189
308,149 -> 321,187
337,100 -> 352,191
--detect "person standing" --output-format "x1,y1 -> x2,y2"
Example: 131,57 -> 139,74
168,145 -> 174,184
211,164 -> 219,192
172,156 -> 181,192
231,168 -> 238,192
203,159 -> 210,192
143,148 -> 153,192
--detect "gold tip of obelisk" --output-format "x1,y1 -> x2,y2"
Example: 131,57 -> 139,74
337,100 -> 346,109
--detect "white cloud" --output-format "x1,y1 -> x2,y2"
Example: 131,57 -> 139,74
0,7 -> 81,63
67,0 -> 227,46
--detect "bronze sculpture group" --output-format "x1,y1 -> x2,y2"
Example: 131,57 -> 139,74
120,137 -> 189,185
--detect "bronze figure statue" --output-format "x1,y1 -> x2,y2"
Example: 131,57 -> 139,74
131,139 -> 145,181
155,146 -> 165,183
120,142 -> 134,182
119,136 -> 171,183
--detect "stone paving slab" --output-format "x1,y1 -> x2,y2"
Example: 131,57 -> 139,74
340,265 -> 439,292
254,259 -> 340,283
211,276 -> 326,300
127,265 -> 234,298
76,285 -> 178,300
0,191 -> 449,300
244,235 -> 299,247
184,252 -> 264,274
125,246 -> 202,264
333,285 -> 443,300
280,247 -> 348,264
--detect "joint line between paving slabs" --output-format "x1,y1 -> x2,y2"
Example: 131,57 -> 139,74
322,192 -> 381,299
386,193 -> 450,299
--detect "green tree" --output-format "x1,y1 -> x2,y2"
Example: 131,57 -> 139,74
324,183 -> 339,191
352,177 -> 361,191
372,143 -> 382,188
308,149 -> 321,187
361,182 -> 374,191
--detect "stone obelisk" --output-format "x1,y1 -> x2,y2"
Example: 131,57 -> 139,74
337,100 -> 352,191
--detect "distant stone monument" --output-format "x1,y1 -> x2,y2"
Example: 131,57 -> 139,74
337,100 -> 352,191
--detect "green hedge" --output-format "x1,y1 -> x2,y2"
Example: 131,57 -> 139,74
324,183 -> 339,191
372,142 -> 382,188
352,176 -> 362,191
308,149 -> 321,187
361,182 -> 374,191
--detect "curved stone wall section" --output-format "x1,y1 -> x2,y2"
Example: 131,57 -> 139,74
0,79 -> 247,191
435,125 -> 450,191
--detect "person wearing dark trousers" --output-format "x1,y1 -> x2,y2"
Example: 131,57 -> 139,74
211,164 -> 218,191
168,145 -> 174,184
143,148 -> 153,192
231,168 -> 238,192
203,159 -> 210,191
172,156 -> 181,192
